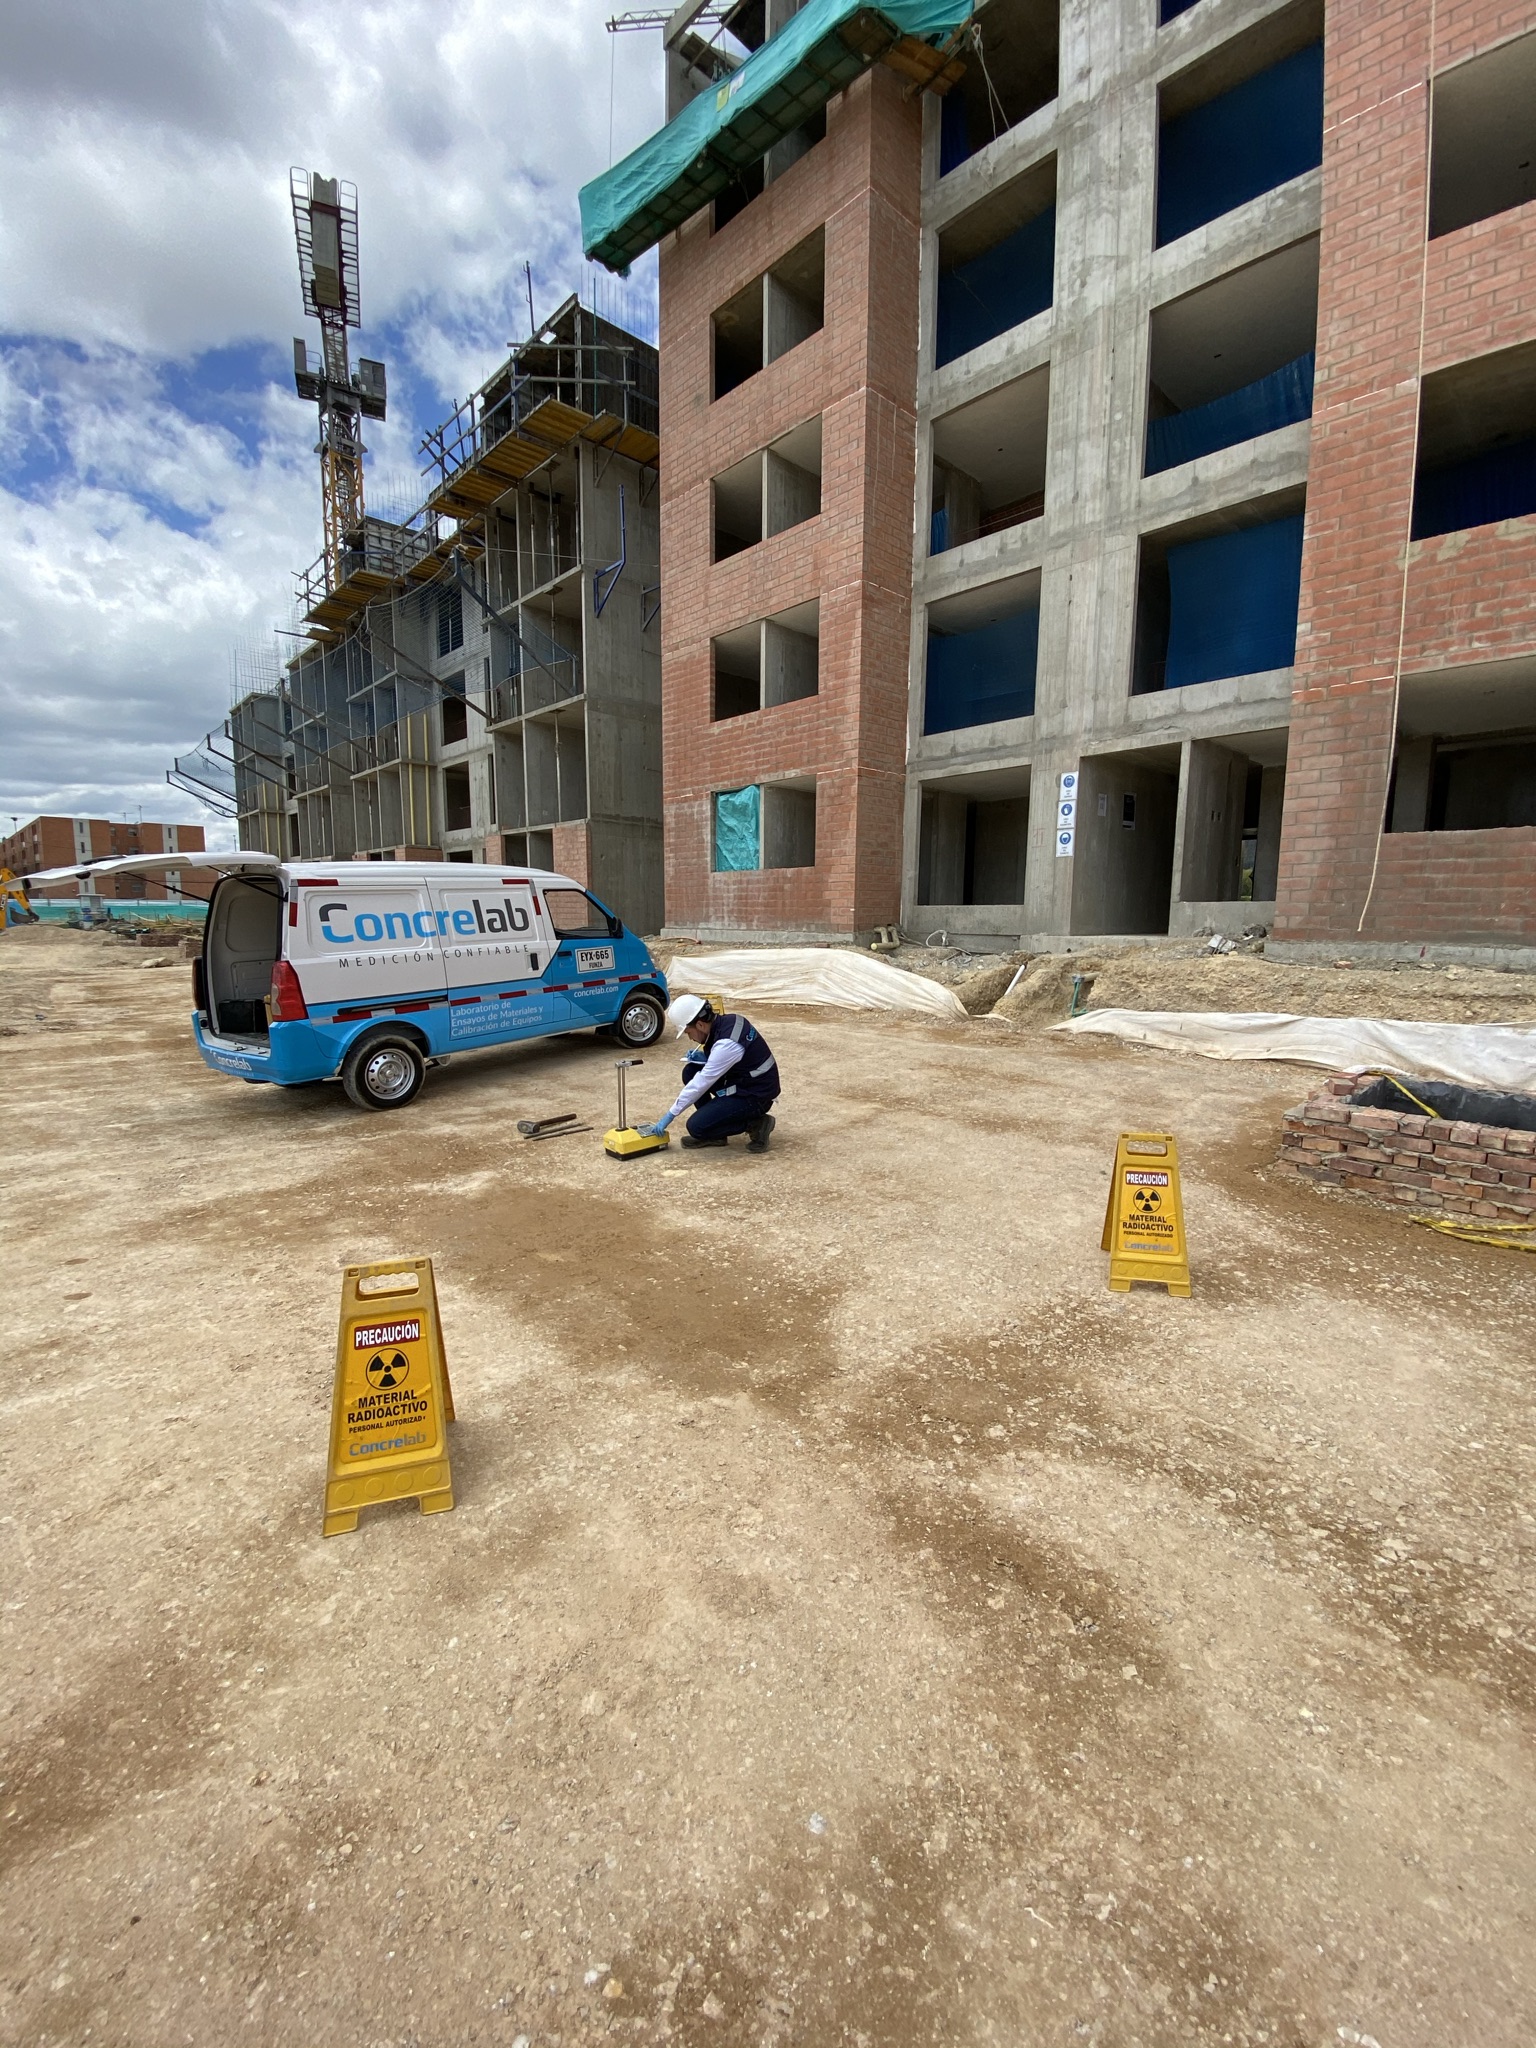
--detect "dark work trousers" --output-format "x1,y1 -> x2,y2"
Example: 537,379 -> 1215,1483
685,1091 -> 777,1142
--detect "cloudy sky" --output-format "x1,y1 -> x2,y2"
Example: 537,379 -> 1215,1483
0,0 -> 670,845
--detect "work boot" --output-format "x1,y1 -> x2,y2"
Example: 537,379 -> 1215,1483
747,1113 -> 776,1152
681,1133 -> 728,1149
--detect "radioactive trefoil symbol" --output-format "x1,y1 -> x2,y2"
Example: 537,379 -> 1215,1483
1133,1188 -> 1162,1212
366,1350 -> 411,1390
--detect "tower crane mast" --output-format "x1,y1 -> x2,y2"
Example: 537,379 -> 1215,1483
289,170 -> 387,589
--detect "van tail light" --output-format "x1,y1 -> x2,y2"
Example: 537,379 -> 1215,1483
268,959 -> 309,1022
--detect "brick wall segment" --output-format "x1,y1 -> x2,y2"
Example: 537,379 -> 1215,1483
659,68 -> 921,936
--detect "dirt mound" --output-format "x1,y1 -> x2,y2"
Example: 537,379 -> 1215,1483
1082,948 -> 1536,1026
993,954 -> 1104,1026
951,960 -> 1026,1014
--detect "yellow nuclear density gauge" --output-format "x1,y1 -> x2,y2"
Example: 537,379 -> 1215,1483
1100,1131 -> 1191,1296
323,1257 -> 457,1536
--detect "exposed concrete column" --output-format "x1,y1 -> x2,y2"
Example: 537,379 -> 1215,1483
763,450 -> 819,536
763,272 -> 819,363
1253,763 -> 1287,900
1388,739 -> 1433,834
918,791 -> 967,905
1177,739 -> 1248,903
762,618 -> 819,707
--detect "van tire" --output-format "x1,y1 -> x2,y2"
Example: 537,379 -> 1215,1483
611,993 -> 665,1049
342,1032 -> 427,1111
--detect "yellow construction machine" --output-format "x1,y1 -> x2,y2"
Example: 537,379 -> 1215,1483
1,869 -> 39,926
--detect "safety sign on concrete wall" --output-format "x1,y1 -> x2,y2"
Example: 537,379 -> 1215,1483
1056,769 -> 1078,857
1100,1132 -> 1191,1295
324,1257 -> 457,1536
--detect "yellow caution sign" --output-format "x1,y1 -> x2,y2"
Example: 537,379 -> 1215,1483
323,1258 -> 456,1537
1100,1132 -> 1191,1296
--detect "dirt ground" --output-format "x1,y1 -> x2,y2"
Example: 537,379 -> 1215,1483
3,925 -> 1534,2048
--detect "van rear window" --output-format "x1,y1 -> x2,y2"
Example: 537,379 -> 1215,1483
546,889 -> 615,938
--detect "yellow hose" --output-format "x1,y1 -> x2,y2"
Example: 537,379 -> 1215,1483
1412,1216 -> 1536,1253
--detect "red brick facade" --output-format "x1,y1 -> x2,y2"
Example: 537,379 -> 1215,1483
0,816 -> 213,901
1275,0 -> 1536,946
657,67 -> 922,937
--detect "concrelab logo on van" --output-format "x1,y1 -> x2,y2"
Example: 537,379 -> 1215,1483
315,897 -> 531,945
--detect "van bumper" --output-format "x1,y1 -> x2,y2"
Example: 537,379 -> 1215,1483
192,1015 -> 339,1086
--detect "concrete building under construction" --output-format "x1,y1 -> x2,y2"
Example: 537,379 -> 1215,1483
221,171 -> 665,934
583,0 -> 1536,958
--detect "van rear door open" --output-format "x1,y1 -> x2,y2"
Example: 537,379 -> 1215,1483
429,875 -> 567,1041
294,878 -> 446,1014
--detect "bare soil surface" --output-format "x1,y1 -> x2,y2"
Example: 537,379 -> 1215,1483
3,925 -> 1533,2048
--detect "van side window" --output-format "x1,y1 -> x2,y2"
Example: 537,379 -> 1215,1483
545,889 -> 617,938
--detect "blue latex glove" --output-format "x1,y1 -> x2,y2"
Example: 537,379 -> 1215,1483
639,1116 -> 672,1138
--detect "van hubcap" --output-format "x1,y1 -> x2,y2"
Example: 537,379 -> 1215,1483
364,1048 -> 415,1100
620,1001 -> 657,1044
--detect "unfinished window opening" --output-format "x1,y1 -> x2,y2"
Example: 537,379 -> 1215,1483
440,670 -> 468,747
1133,500 -> 1305,695
1412,339 -> 1536,540
1429,29 -> 1536,238
917,772 -> 1031,905
1388,662 -> 1536,833
939,0 -> 1059,173
443,765 -> 473,835
931,365 -> 1049,554
924,573 -> 1040,735
711,228 -> 825,401
763,778 -> 816,868
1176,730 -> 1288,914
1156,2 -> 1323,246
711,778 -> 815,871
1071,749 -> 1181,936
715,108 -> 827,229
936,157 -> 1056,368
712,600 -> 821,719
712,623 -> 763,720
1160,0 -> 1202,19
437,584 -> 465,657
1146,238 -> 1318,474
712,417 -> 822,562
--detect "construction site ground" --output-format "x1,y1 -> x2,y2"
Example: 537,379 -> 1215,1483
3,924 -> 1533,2048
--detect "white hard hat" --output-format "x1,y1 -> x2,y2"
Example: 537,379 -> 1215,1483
666,993 -> 710,1037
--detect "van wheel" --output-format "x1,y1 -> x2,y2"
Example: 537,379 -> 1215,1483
343,1033 -> 426,1111
612,994 -> 665,1049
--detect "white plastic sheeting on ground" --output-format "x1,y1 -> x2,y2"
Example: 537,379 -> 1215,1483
667,948 -> 968,1021
1055,1009 -> 1536,1093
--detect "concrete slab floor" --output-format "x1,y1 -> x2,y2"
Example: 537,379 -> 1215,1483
2,926 -> 1533,2048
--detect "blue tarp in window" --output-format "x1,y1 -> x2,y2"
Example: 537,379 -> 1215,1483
1412,438 -> 1536,539
713,785 -> 761,870
936,207 -> 1055,367
1147,351 -> 1315,474
1164,513 -> 1304,688
924,608 -> 1039,733
930,505 -> 950,554
1157,43 -> 1323,246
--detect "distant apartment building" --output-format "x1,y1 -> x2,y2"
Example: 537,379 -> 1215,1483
232,298 -> 666,933
585,0 -> 1536,956
2,816 -> 213,900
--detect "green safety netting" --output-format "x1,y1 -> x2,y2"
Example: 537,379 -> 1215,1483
580,0 -> 973,274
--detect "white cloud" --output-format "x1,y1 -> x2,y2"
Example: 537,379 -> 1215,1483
0,0 -> 665,829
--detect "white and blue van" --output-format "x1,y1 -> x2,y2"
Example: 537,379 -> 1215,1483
31,852 -> 670,1110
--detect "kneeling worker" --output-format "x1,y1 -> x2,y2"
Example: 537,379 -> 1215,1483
639,995 -> 780,1151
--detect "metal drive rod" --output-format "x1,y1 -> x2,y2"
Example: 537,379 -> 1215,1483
614,1057 -> 644,1130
